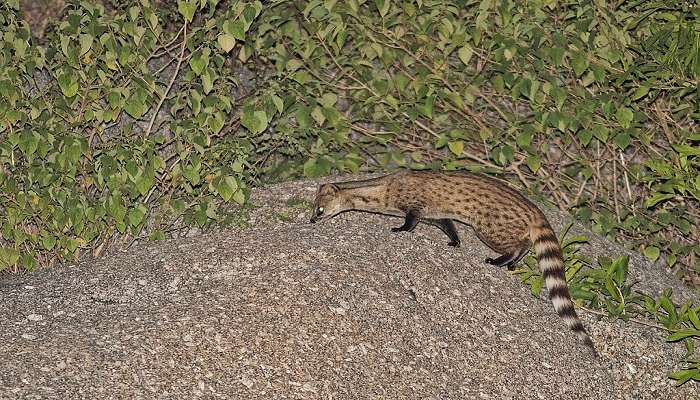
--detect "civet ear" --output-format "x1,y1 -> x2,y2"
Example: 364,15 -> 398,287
319,183 -> 339,195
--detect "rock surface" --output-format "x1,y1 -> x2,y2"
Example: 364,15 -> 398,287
1,176 -> 698,399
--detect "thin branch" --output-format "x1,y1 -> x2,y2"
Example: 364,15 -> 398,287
613,157 -> 621,223
619,152 -> 633,204
145,22 -> 187,137
579,306 -> 668,331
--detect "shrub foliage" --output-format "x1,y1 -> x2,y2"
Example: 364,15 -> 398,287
4,0 -> 697,279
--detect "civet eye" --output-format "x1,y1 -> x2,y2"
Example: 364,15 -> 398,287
317,207 -> 324,214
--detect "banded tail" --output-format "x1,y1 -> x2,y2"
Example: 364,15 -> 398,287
531,223 -> 597,356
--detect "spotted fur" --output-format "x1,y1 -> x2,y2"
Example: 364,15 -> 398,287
310,170 -> 597,355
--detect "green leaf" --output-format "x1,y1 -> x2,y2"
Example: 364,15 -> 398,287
183,165 -> 200,185
293,71 -> 311,84
296,106 -> 311,128
133,26 -> 147,45
124,97 -> 147,119
529,275 -> 543,297
688,308 -> 700,330
375,0 -> 391,17
107,90 -> 122,109
669,368 -> 700,385
319,93 -> 337,108
659,295 -> 677,322
605,277 -> 621,301
549,47 -> 565,67
129,5 -> 140,20
135,173 -> 154,196
232,187 -> 246,205
271,95 -> 284,114
614,132 -> 631,150
550,86 -> 567,110
0,247 -> 20,269
632,86 -> 649,100
201,69 -> 215,94
147,11 -> 159,29
177,0 -> 196,22
241,110 -> 268,134
417,96 -> 434,118
516,129 -> 532,147
79,34 -> 93,56
217,176 -> 238,202
667,253 -> 677,267
615,106 -> 634,129
448,141 -> 464,156
13,37 -> 27,58
57,72 -> 79,98
572,52 -> 588,77
458,45 -> 473,66
227,20 -> 246,41
644,193 -> 675,208
19,131 -> 39,159
311,106 -> 325,126
643,246 -> 660,261
303,158 -> 320,177
189,49 -> 210,75
528,79 -> 541,102
578,129 -> 593,146
42,234 -> 56,251
526,155 -> 541,172
217,33 -> 236,53
672,144 -> 700,156
104,51 -> 119,70
581,71 -> 595,87
479,127 -> 492,140
592,125 -> 609,142
208,111 -> 224,134
286,59 -> 303,72
127,205 -> 147,227
667,329 -> 700,342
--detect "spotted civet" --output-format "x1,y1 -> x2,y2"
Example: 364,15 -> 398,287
310,170 -> 596,355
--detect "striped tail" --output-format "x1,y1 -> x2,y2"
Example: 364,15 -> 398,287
530,223 -> 597,356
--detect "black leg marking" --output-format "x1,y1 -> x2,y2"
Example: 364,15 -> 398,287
485,253 -> 518,268
431,219 -> 461,247
392,210 -> 421,233
485,247 -> 529,270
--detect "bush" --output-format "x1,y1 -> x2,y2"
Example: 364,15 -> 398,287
2,0 -> 698,278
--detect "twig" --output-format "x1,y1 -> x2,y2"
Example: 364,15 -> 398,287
619,151 -> 633,206
145,22 -> 187,137
316,32 -> 378,98
571,175 -> 589,207
579,306 -> 668,331
539,168 -> 571,207
350,123 -> 394,137
592,141 -> 601,201
509,157 -> 531,188
613,157 -> 621,223
475,90 -> 510,123
151,25 -> 186,58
